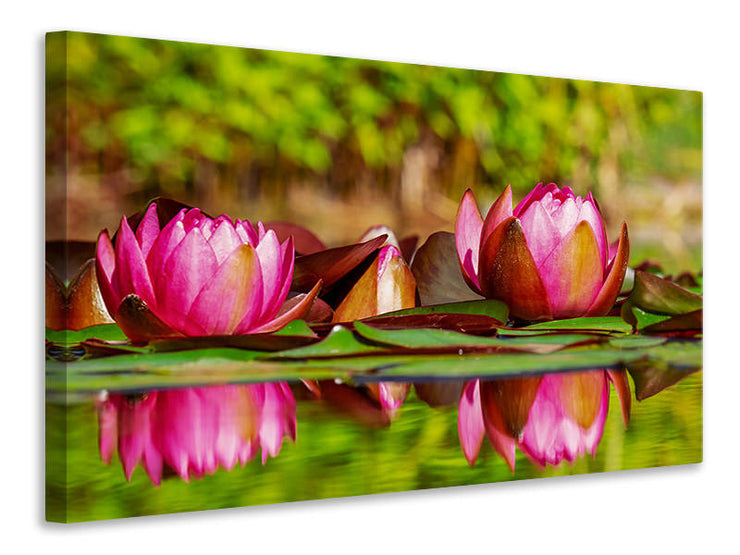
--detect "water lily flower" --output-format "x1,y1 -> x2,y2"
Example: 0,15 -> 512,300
458,370 -> 631,470
96,202 -> 318,340
455,184 -> 629,320
97,382 -> 296,485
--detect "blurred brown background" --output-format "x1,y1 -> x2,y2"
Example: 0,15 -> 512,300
46,32 -> 702,273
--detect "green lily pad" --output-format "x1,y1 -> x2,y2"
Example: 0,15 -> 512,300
504,317 -> 632,334
608,335 -> 668,349
374,299 -> 508,323
354,321 -> 509,349
45,324 -> 128,345
269,325 -> 386,359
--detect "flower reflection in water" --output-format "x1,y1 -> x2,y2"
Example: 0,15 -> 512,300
458,369 -> 631,471
97,382 -> 296,485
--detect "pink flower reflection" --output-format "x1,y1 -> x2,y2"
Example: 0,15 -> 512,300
458,370 -> 631,471
97,383 -> 296,485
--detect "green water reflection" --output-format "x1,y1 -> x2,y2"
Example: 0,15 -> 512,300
46,372 -> 702,523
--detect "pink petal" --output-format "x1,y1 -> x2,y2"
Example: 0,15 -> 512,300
146,209 -> 188,280
579,196 -> 608,267
455,189 -> 484,292
275,236 -> 295,314
538,222 -> 604,317
458,381 -> 486,466
187,244 -> 262,335
96,396 -> 117,465
479,185 -> 513,247
235,219 -> 259,245
116,393 -> 159,482
197,218 -> 214,240
182,208 -> 204,232
255,229 -> 285,321
95,229 -> 120,314
153,389 -> 204,482
229,251 -> 266,334
135,203 -> 161,259
208,222 -> 242,265
376,244 -> 402,279
518,379 -> 562,467
549,196 -> 580,237
378,381 -> 408,414
113,216 -> 157,309
519,373 -> 609,467
582,378 -> 610,457
155,227 -> 218,333
518,201 -> 562,267
513,182 -> 559,217
259,382 -> 297,463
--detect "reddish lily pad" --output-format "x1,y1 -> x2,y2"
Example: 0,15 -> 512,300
398,235 -> 419,264
641,310 -> 703,336
413,381 -> 465,407
150,332 -> 318,353
351,313 -> 503,335
45,240 -> 97,281
621,271 -> 703,330
374,299 -> 508,323
264,221 -> 326,255
410,231 -> 485,306
627,361 -> 702,401
314,380 -> 391,428
291,235 -> 388,292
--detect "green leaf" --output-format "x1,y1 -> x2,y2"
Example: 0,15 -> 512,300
269,325 -> 386,359
504,317 -> 632,334
354,321 -> 509,349
628,307 -> 672,330
45,324 -> 128,345
271,319 -> 317,337
608,336 -> 667,349
372,299 -> 508,323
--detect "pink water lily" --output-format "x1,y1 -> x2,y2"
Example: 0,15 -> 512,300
455,184 -> 629,320
458,370 -> 631,470
97,383 -> 296,485
96,202 -> 311,339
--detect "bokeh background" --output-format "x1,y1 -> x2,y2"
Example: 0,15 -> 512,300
46,31 -> 702,273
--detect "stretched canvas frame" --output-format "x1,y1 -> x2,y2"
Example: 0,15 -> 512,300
45,31 -> 703,523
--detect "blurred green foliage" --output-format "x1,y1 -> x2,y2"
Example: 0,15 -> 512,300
47,31 -> 701,200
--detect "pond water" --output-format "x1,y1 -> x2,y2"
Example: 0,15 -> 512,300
45,368 -> 702,523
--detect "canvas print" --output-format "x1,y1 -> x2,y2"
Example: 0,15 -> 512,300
45,31 -> 702,523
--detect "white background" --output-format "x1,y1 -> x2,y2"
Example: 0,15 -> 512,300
3,1 -> 737,553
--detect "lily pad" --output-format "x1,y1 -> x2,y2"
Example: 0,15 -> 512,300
292,235 -> 387,292
505,317 -> 632,334
627,360 -> 702,401
621,270 -> 703,330
375,298 -> 508,323
270,325 -> 386,359
46,324 -> 128,345
410,231 -> 484,306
